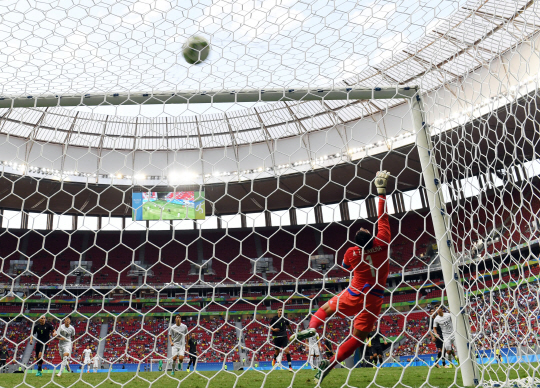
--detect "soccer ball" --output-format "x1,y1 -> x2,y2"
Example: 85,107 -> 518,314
182,36 -> 210,65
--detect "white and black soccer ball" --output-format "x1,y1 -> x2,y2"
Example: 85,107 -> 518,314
182,36 -> 210,65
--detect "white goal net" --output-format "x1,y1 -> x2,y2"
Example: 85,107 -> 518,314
0,0 -> 538,387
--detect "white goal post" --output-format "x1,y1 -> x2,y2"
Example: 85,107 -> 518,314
411,95 -> 480,386
0,86 -> 418,108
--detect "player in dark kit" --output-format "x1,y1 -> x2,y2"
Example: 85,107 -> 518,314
290,171 -> 391,383
0,345 -> 9,372
429,308 -> 446,368
323,338 -> 334,360
369,329 -> 387,367
29,316 -> 56,377
270,308 -> 293,371
365,342 -> 373,367
186,333 -> 197,372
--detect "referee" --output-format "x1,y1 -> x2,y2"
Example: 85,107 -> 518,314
429,308 -> 446,368
270,307 -> 293,371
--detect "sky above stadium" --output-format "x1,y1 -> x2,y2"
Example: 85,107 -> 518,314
0,0 -> 463,116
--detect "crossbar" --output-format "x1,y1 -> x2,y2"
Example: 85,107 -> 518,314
0,86 -> 418,108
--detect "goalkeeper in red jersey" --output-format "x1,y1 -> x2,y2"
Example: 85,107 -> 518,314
289,170 -> 391,384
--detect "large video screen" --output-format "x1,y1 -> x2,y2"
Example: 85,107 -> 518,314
132,191 -> 205,221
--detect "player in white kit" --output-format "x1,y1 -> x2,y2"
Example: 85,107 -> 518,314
56,316 -> 76,377
306,332 -> 321,369
92,354 -> 100,373
433,305 -> 459,368
82,345 -> 92,373
169,315 -> 188,376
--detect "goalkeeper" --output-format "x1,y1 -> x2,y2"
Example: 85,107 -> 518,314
290,171 -> 391,384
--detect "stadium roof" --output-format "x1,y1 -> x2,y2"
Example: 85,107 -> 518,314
0,0 -> 538,151
0,90 -> 538,216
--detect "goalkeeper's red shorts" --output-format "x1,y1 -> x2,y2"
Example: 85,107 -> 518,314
327,287 -> 384,332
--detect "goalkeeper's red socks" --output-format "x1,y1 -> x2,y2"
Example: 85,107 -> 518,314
329,336 -> 363,368
309,309 -> 328,329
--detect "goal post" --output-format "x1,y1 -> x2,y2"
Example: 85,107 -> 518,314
411,94 -> 481,386
0,86 -> 418,108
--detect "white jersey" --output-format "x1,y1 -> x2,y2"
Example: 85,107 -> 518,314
169,323 -> 188,346
83,348 -> 92,360
308,333 -> 320,355
92,355 -> 99,367
57,324 -> 76,346
433,313 -> 454,339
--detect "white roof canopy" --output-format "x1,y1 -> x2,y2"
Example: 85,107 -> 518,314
0,0 -> 537,151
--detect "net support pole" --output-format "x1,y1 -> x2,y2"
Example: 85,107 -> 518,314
410,93 -> 480,387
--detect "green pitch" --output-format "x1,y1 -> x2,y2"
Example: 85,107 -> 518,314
5,365 -> 537,388
142,200 -> 195,220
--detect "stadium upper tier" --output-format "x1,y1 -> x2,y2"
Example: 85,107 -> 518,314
0,184 -> 537,292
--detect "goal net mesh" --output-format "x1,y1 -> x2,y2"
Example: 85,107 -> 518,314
0,0 -> 538,387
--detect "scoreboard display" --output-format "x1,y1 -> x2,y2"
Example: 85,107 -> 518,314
132,191 -> 205,221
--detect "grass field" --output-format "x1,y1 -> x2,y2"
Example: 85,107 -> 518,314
142,200 -> 195,220
4,365 -> 538,388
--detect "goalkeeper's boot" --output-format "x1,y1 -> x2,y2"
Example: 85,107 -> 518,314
36,371 -> 42,377
289,328 -> 316,343
187,368 -> 190,372
314,360 -> 331,385
171,370 -> 175,376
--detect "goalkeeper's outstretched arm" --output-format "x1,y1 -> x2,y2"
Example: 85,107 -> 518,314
374,170 -> 391,245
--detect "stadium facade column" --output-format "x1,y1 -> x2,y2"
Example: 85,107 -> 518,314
410,91 -> 480,387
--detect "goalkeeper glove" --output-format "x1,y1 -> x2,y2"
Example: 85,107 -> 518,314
374,170 -> 390,195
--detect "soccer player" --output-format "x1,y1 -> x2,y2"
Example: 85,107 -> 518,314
0,345 -> 9,373
92,354 -> 100,373
306,332 -> 321,369
495,347 -> 502,363
186,333 -> 198,372
290,171 -> 391,384
429,308 -> 446,368
323,338 -> 334,361
270,307 -> 293,371
365,339 -> 373,367
369,328 -> 388,367
168,315 -> 188,376
433,305 -> 459,368
56,316 -> 76,377
82,345 -> 92,373
29,315 -> 56,377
